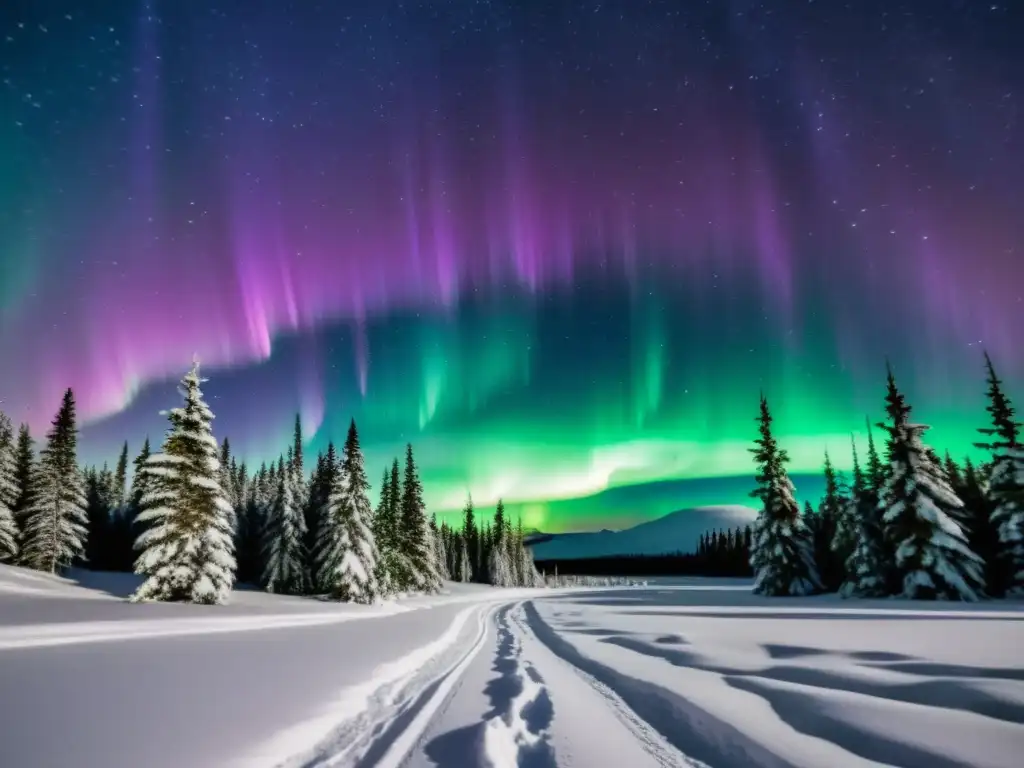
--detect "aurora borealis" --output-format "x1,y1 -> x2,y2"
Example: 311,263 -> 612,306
1,1 -> 1021,531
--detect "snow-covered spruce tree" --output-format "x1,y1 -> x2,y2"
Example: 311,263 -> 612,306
262,452 -> 309,595
131,363 -> 236,603
975,352 -> 1024,595
839,436 -> 887,597
316,420 -> 380,603
955,456 -> 999,590
0,412 -> 21,562
461,495 -> 478,582
509,515 -> 541,587
487,499 -> 513,586
11,424 -> 34,532
832,438 -> 861,579
306,446 -> 337,592
878,365 -> 984,600
458,534 -> 472,582
430,515 -> 450,581
21,390 -> 89,574
290,413 -> 309,517
748,395 -> 821,596
400,444 -> 440,592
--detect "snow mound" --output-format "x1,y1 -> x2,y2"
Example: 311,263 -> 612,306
529,505 -> 757,560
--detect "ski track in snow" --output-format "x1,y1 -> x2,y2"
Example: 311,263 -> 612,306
265,598 -> 707,768
251,600 -> 499,768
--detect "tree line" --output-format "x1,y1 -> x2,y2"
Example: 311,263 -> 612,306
750,353 -> 1024,600
0,360 -> 543,604
532,525 -> 754,577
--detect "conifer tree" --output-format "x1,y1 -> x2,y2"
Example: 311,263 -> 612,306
291,413 -> 308,513
487,499 -> 514,586
112,442 -> 128,510
975,352 -> 1024,595
374,466 -> 391,544
316,420 -> 380,602
262,453 -> 308,595
0,413 -> 20,562
21,389 -> 89,574
813,451 -> 845,591
400,444 -> 440,592
943,451 -> 963,490
456,533 -> 472,582
430,514 -> 450,581
864,416 -> 886,493
840,436 -> 888,596
370,458 -> 407,592
131,363 -> 236,603
127,437 -> 152,536
462,495 -> 477,582
956,457 -> 999,592
217,439 -> 239,526
370,463 -> 394,593
878,365 -> 984,600
748,395 -> 821,596
12,423 -> 34,536
235,462 -> 268,586
84,464 -> 115,569
832,437 -> 861,580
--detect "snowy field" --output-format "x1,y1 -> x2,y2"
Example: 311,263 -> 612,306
2,568 -> 1023,767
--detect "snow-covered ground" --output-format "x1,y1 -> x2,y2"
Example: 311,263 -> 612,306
2,567 -> 1022,767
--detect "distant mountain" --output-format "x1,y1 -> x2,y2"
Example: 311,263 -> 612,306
527,505 -> 757,560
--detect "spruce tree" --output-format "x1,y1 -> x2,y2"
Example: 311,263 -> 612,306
21,389 -> 89,574
127,437 -> 152,537
957,458 -> 999,593
262,453 -> 308,595
840,436 -> 887,596
462,495 -> 477,582
864,416 -> 887,492
131,362 -> 236,603
84,464 -> 115,569
943,451 -> 963,490
12,423 -> 34,535
236,462 -> 268,586
813,451 -> 845,591
975,352 -> 1024,595
832,437 -> 861,580
400,444 -> 440,592
217,438 -> 238,526
878,365 -> 984,600
0,413 -> 20,562
290,413 -> 308,513
487,500 -> 513,586
316,420 -> 380,603
748,395 -> 820,596
456,533 -> 472,582
430,514 -> 450,581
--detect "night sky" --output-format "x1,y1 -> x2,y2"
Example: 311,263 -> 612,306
1,1 -> 1021,531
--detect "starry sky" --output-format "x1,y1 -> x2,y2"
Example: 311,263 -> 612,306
1,1 -> 1021,532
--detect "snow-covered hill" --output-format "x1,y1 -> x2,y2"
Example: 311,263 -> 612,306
527,504 -> 757,560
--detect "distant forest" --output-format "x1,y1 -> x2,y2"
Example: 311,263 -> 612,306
534,524 -> 753,577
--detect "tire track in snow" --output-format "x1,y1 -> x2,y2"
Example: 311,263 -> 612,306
260,600 -> 502,768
